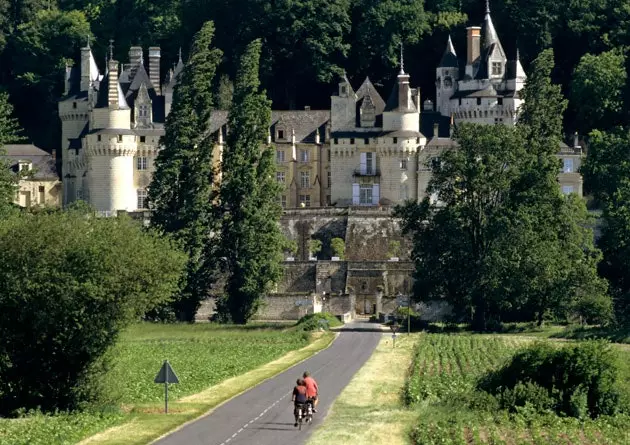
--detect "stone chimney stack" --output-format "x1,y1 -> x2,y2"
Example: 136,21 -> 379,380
466,26 -> 481,65
128,46 -> 143,80
149,47 -> 161,94
80,46 -> 92,92
108,58 -> 119,108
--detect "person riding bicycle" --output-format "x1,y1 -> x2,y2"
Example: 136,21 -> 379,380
291,378 -> 308,427
303,371 -> 319,413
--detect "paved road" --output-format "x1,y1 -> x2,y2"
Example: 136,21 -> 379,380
154,321 -> 382,445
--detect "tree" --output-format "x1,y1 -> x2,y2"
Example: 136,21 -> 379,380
0,90 -> 23,216
213,39 -> 286,323
581,127 -> 630,203
571,49 -> 627,134
0,207 -> 186,415
148,21 -> 223,321
598,180 -> 630,324
10,8 -> 91,149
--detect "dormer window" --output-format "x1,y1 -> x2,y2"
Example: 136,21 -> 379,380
341,85 -> 347,95
117,135 -> 123,143
18,160 -> 32,172
138,105 -> 149,118
277,129 -> 285,140
492,62 -> 502,76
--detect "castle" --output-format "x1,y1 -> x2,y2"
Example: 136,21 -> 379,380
58,2 -> 583,213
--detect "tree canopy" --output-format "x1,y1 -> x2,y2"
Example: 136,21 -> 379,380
0,207 -> 186,415
148,21 -> 222,320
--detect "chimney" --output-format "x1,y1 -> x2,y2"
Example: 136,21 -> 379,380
128,46 -> 143,80
149,46 -> 161,94
466,27 -> 481,65
433,123 -> 439,138
449,114 -> 455,137
397,74 -> 411,111
304,105 -> 311,111
108,59 -> 119,108
80,46 -> 91,91
573,132 -> 580,148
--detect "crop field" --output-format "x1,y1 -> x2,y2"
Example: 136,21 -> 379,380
0,322 -> 313,445
406,334 -> 630,445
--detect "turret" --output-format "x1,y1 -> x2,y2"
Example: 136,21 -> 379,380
383,48 -> 419,132
330,72 -> 356,130
436,35 -> 459,117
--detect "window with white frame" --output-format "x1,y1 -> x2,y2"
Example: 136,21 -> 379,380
492,62 -> 502,75
276,171 -> 286,183
299,194 -> 311,207
276,150 -> 285,163
281,195 -> 287,208
138,104 -> 149,118
360,152 -> 375,175
18,161 -> 32,172
137,157 -> 148,170
300,171 -> 310,188
300,149 -> 309,162
563,158 -> 574,173
562,185 -> 574,195
137,189 -> 148,209
359,185 -> 373,205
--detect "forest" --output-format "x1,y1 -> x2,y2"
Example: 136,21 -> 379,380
1,0 -> 629,151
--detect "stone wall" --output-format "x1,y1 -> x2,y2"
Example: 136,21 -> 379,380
276,262 -> 316,293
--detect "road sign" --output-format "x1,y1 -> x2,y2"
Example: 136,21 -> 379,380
154,360 -> 179,413
155,360 -> 180,384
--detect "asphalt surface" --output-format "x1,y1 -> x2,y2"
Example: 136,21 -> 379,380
154,321 -> 383,445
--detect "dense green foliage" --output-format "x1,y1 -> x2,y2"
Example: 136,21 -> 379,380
479,341 -> 626,418
0,208 -> 186,415
148,21 -> 222,321
296,313 -> 343,331
404,334 -> 630,444
211,40 -> 286,323
395,50 -> 609,330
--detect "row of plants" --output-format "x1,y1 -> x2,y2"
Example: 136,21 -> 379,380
284,238 -> 404,260
404,334 -> 630,444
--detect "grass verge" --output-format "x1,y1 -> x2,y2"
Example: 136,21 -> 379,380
78,331 -> 335,445
306,333 -> 417,445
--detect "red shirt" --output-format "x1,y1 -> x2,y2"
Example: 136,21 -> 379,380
303,376 -> 318,398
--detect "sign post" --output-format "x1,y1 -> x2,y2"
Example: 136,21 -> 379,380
389,323 -> 399,348
154,360 -> 180,413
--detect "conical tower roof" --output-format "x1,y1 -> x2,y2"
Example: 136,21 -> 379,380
439,35 -> 459,68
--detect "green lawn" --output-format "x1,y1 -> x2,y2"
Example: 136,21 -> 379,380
406,334 -> 630,444
0,322 -> 324,445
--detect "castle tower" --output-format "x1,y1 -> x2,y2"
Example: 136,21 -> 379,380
436,35 -> 459,117
330,72 -> 356,130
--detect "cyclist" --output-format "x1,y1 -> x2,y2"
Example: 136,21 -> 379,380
291,378 -> 308,427
303,371 -> 319,413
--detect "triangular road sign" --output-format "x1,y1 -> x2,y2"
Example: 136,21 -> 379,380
154,360 -> 180,384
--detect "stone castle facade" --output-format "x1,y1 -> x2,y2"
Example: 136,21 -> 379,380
59,3 -> 583,213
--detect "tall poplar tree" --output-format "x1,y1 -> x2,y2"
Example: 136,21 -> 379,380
148,21 -> 222,321
213,39 -> 286,323
0,90 -> 23,216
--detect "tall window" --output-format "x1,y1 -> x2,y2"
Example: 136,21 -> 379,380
400,158 -> 408,170
277,129 -> 285,140
137,189 -> 148,209
300,149 -> 309,162
327,171 -> 331,188
492,62 -> 502,75
327,149 -> 331,162
563,158 -> 574,173
137,157 -> 148,170
359,185 -> 373,205
300,171 -> 310,188
276,150 -> 285,163
366,152 -> 374,174
276,171 -> 286,183
299,195 -> 311,207
281,195 -> 287,208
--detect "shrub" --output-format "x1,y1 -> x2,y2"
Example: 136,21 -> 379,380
0,209 -> 186,416
330,237 -> 345,259
296,312 -> 342,331
478,340 -> 624,418
309,239 -> 322,256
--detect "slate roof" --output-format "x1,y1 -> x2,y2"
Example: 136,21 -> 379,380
2,144 -> 59,180
439,36 -> 459,68
420,111 -> 451,138
355,77 -> 385,114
